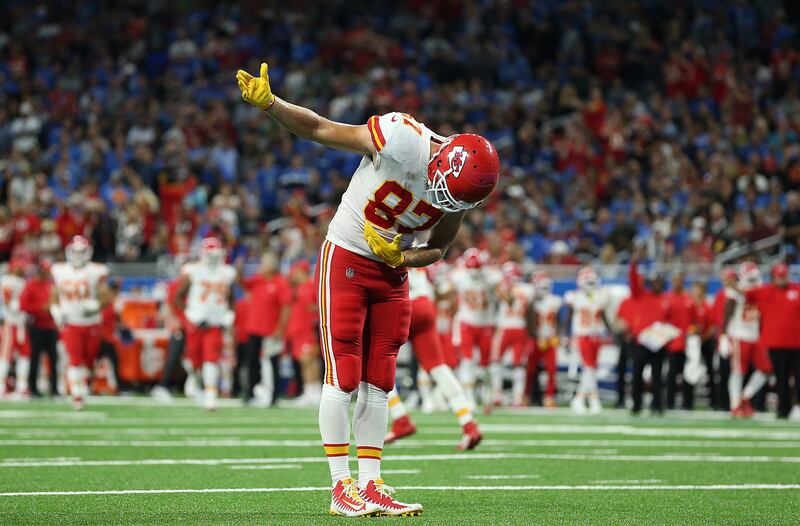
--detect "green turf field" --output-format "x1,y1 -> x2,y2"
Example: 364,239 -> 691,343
0,398 -> 798,525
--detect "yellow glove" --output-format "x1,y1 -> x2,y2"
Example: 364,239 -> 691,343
236,62 -> 276,111
364,222 -> 405,268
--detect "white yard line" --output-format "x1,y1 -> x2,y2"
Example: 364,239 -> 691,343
2,484 -> 799,497
481,424 -> 800,440
228,465 -> 301,470
3,451 -> 800,469
465,475 -> 540,480
590,479 -> 663,484
381,469 -> 421,475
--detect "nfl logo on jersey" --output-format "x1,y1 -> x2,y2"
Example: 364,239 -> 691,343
346,268 -> 355,279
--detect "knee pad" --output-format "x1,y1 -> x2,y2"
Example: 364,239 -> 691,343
333,354 -> 361,393
363,355 -> 397,392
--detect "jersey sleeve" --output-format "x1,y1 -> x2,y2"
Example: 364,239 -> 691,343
368,112 -> 424,165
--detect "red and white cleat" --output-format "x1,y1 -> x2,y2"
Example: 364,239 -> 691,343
740,399 -> 754,418
456,421 -> 483,451
358,479 -> 423,517
72,396 -> 84,411
329,478 -> 381,517
385,415 -> 416,445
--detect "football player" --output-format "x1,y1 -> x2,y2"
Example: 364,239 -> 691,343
450,248 -> 496,408
0,260 -> 31,397
237,62 -> 499,516
49,236 -> 111,410
385,268 -> 482,450
721,262 -> 771,418
528,271 -> 562,408
564,267 -> 610,415
174,237 -> 236,411
489,262 -> 534,407
285,260 -> 321,406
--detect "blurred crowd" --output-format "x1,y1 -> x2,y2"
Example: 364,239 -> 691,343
2,0 -> 800,268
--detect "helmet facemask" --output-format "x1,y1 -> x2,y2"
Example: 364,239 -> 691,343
427,137 -> 484,213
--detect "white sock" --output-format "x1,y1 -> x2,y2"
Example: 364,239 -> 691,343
0,361 -> 9,394
388,387 -> 408,420
260,355 -> 274,404
579,367 -> 598,395
511,366 -> 526,405
15,357 -> 30,393
430,365 -> 474,426
67,366 -> 86,399
354,382 -> 388,486
742,370 -> 768,400
319,384 -> 353,483
458,359 -> 476,403
729,371 -> 743,408
202,362 -> 220,405
105,359 -> 118,391
489,362 -> 503,403
304,382 -> 322,398
417,369 -> 434,409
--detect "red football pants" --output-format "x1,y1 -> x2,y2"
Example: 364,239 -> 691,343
460,323 -> 493,366
61,324 -> 102,367
732,339 -> 772,374
491,327 -> 531,367
186,325 -> 224,368
528,341 -> 557,397
576,335 -> 603,368
315,240 -> 411,393
409,297 -> 446,372
1,322 -> 30,362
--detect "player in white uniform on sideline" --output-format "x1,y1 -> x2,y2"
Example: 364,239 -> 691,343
489,262 -> 534,406
50,236 -> 111,410
0,260 -> 31,397
563,267 -> 610,415
720,262 -> 771,418
174,237 -> 236,411
450,249 -> 497,408
385,268 -> 482,450
529,271 -> 563,408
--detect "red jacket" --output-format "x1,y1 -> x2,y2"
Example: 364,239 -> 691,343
663,290 -> 698,352
286,280 -> 317,339
746,284 -> 800,349
20,276 -> 56,330
627,262 -> 669,338
233,296 -> 251,344
242,274 -> 291,337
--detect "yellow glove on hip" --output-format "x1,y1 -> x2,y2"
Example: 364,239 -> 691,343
236,62 -> 276,111
364,222 -> 405,268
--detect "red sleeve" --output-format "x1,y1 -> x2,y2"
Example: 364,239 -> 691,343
242,275 -> 262,291
278,278 -> 292,306
19,282 -> 35,314
628,261 -> 643,298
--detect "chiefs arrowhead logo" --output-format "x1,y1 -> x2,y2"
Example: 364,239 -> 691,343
447,146 -> 468,178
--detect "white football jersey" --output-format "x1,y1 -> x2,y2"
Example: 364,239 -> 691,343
0,274 -> 26,324
51,262 -> 109,326
434,275 -> 454,334
724,287 -> 759,342
408,268 -> 434,301
564,288 -> 609,336
182,262 -> 236,326
451,268 -> 495,327
535,293 -> 564,339
497,282 -> 534,329
326,112 -> 447,260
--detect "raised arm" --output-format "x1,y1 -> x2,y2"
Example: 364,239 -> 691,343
237,63 -> 375,156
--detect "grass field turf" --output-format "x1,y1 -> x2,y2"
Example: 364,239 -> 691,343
1,398 -> 799,525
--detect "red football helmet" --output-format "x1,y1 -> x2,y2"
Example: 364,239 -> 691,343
200,237 -> 226,267
532,270 -> 552,295
737,261 -> 762,290
427,134 -> 500,213
577,266 -> 599,291
462,248 -> 485,270
501,261 -> 523,282
65,235 -> 92,268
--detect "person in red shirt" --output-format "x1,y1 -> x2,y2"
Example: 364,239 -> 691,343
691,281 -> 721,410
97,281 -> 122,394
285,260 -> 321,405
19,259 -> 58,397
745,263 -> 800,419
663,272 -> 699,410
615,295 -> 637,408
628,249 -> 670,415
711,268 -> 737,411
241,251 -> 291,405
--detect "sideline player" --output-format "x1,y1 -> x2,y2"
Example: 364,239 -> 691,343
564,267 -> 609,414
489,262 -> 534,407
528,271 -> 562,408
0,260 -> 31,397
174,237 -> 236,411
451,248 -> 496,408
285,260 -> 321,406
50,236 -> 111,410
721,262 -> 771,418
237,62 -> 499,516
385,268 -> 482,450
